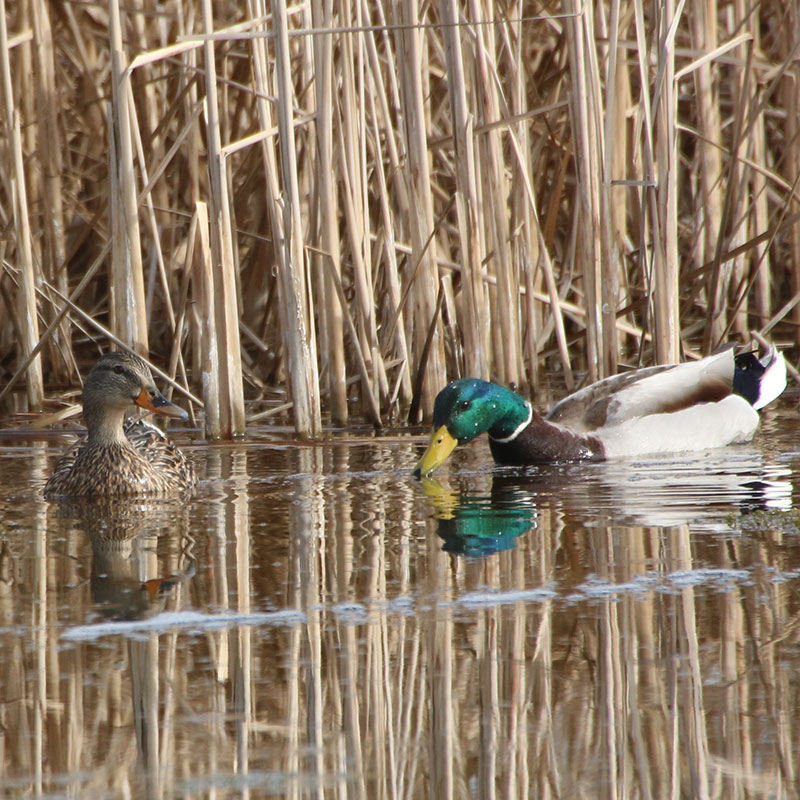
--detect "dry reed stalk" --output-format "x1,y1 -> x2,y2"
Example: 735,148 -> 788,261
508,3 -> 540,387
691,0 -> 726,351
727,31 -> 752,340
108,0 -> 148,355
652,0 -> 681,363
201,0 -> 246,437
440,0 -> 489,381
31,0 -> 70,383
566,0 -> 614,380
678,33 -> 752,352
0,3 -> 43,411
129,6 -> 171,251
335,93 -> 384,412
311,0 -> 348,424
320,251 -> 382,426
472,0 -> 521,388
500,106 -> 575,385
337,0 -> 371,393
126,82 -> 178,335
190,203 -> 221,438
748,10 -> 772,325
265,0 -> 322,438
596,4 -> 620,376
7,111 -> 44,412
361,0 -> 409,216
395,0 -> 446,418
604,0 -> 632,354
784,8 -> 800,338
367,94 -> 413,409
536,230 -> 575,389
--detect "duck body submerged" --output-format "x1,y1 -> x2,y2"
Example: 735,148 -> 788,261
415,346 -> 787,477
44,352 -> 196,498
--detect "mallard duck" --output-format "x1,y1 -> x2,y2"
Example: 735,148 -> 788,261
414,345 -> 787,477
44,351 -> 196,497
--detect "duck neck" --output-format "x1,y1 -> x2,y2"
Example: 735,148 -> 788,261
485,389 -> 533,442
83,399 -> 130,446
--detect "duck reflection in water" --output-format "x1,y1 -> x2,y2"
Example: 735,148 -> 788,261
420,477 -> 537,557
420,453 -> 792,553
90,529 -> 195,621
53,498 -> 196,620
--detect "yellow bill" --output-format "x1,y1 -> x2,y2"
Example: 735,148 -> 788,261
414,425 -> 458,477
419,477 -> 456,519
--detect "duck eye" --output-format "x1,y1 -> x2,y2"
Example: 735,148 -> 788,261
459,400 -> 471,411
113,365 -> 125,375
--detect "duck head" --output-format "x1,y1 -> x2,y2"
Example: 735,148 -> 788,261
413,379 -> 531,477
83,352 -> 189,442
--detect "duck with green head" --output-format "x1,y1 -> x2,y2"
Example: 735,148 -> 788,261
414,345 -> 787,477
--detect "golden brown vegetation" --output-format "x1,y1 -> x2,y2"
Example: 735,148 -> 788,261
0,1 -> 798,437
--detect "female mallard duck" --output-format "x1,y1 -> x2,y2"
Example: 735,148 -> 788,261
414,345 -> 787,477
44,351 -> 196,497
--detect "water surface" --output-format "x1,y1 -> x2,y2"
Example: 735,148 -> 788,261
1,403 -> 800,798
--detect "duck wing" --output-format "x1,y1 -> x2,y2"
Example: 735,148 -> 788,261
44,433 -> 87,496
124,418 -> 196,486
546,349 -> 736,433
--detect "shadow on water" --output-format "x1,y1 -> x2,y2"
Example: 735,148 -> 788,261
1,407 -> 800,798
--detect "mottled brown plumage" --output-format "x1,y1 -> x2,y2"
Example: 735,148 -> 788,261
44,352 -> 196,498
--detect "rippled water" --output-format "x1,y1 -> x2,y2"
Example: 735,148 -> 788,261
1,402 -> 799,798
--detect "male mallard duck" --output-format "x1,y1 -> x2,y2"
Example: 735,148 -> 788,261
44,351 -> 196,497
414,346 -> 787,477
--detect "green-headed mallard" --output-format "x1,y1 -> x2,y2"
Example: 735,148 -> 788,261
44,351 -> 196,497
414,346 -> 787,477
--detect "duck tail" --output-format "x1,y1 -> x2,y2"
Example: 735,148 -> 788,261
733,345 -> 787,410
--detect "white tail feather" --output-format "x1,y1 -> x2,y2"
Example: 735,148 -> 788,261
754,346 -> 787,410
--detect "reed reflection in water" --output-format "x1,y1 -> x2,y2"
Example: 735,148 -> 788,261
1,433 -> 800,798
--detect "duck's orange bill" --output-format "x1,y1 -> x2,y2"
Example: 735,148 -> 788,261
414,425 -> 458,478
135,388 -> 189,421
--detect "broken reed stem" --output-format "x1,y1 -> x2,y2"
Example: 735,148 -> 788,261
2,1 -> 800,429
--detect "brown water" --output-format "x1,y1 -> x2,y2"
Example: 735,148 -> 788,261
1,404 -> 800,799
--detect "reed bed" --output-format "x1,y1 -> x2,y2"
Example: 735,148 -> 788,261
0,1 -> 799,435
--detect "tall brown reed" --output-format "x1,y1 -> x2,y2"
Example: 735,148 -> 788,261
0,2 -> 798,432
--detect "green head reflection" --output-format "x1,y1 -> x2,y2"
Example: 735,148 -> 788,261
420,477 -> 536,557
